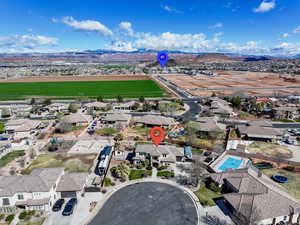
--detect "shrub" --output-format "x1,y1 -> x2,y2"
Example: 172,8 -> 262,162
0,214 -> 4,220
18,211 -> 27,220
158,165 -> 168,171
209,182 -> 222,193
157,170 -> 175,178
136,164 -> 145,169
104,177 -> 113,187
146,165 -> 152,171
101,189 -> 107,194
283,166 -> 295,172
5,214 -> 14,223
119,177 -> 126,182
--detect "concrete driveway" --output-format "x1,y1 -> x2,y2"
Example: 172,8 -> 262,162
44,193 -> 104,225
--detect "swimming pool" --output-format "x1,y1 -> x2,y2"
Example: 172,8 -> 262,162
218,157 -> 243,172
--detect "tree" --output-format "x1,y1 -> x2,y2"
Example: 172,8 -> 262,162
211,92 -> 217,97
142,102 -> 152,112
97,96 -> 103,102
0,122 -> 4,133
185,121 -> 199,145
191,158 -> 207,187
19,158 -> 26,168
139,96 -> 145,103
30,98 -> 36,105
114,133 -> 124,141
68,103 -> 78,113
1,108 -> 11,118
116,95 -> 123,103
132,102 -> 140,110
105,103 -> 112,111
9,167 -> 16,176
43,99 -> 52,106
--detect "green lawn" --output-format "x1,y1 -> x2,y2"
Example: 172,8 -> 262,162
17,217 -> 45,225
0,150 -> 25,168
129,169 -> 152,180
194,183 -> 223,206
21,153 -> 97,174
262,168 -> 300,202
247,141 -> 292,158
157,170 -> 174,178
0,80 -> 166,100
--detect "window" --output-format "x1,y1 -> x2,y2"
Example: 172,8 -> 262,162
283,216 -> 287,220
163,154 -> 167,157
17,194 -> 24,200
2,198 -> 10,206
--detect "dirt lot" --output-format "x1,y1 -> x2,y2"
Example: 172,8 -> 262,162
247,141 -> 293,159
0,75 -> 150,83
162,71 -> 300,97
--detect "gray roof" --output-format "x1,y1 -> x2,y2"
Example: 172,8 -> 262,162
135,144 -> 183,158
136,115 -> 175,126
61,113 -> 92,124
0,168 -> 64,197
196,117 -> 226,132
56,173 -> 88,192
210,167 -> 300,221
238,124 -> 282,138
103,113 -> 131,122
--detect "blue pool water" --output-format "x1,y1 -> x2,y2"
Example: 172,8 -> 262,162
218,157 -> 243,171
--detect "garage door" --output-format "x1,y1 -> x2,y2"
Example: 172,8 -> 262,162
61,191 -> 77,198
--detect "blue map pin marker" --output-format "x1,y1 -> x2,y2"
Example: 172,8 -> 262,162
157,51 -> 168,67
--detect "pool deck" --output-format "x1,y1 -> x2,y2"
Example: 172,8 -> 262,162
209,151 -> 250,173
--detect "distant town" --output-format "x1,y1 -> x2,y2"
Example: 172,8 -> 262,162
0,51 -> 299,225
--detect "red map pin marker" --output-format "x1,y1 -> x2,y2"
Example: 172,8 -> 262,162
150,126 -> 165,146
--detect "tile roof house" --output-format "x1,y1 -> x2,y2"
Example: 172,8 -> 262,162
209,167 -> 300,225
102,113 -> 131,125
209,97 -> 233,116
135,115 -> 176,128
5,119 -> 42,139
113,101 -> 136,111
0,168 -> 88,213
61,113 -> 92,126
237,120 -> 283,142
134,144 -> 184,166
84,102 -> 107,109
273,106 -> 299,120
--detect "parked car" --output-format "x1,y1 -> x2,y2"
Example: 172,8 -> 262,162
62,198 -> 77,216
52,199 -> 65,212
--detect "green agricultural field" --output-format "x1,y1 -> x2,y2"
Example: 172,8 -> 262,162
0,80 -> 166,100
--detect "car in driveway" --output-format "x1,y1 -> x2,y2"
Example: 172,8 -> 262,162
62,198 -> 77,216
52,199 -> 65,212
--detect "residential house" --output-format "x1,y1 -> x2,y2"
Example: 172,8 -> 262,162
48,103 -> 69,113
135,115 -> 176,128
61,113 -> 92,126
101,113 -> 131,125
195,117 -> 226,138
209,167 -> 300,225
272,106 -> 299,120
208,97 -> 233,117
10,104 -> 32,117
237,120 -> 283,142
84,102 -> 107,111
0,168 -> 87,213
133,144 -> 184,167
113,101 -> 136,111
5,119 -> 42,139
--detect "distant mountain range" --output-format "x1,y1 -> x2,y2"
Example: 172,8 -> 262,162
0,49 -> 299,60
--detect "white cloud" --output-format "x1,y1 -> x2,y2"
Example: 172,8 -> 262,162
0,34 -> 58,52
60,16 -> 112,36
118,22 -> 134,36
106,41 -> 137,52
209,23 -> 223,30
161,5 -> 183,14
293,26 -> 300,34
282,33 -> 289,38
253,0 -> 276,13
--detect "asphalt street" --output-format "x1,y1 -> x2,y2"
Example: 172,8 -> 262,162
88,182 -> 198,225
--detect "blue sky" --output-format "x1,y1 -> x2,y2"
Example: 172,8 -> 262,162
1,0 -> 300,55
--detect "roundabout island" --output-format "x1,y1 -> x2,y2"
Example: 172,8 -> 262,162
88,182 -> 198,225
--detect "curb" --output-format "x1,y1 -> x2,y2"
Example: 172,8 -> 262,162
81,178 -> 201,225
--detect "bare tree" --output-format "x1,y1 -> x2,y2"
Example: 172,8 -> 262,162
9,167 -> 16,176
234,203 -> 262,225
29,148 -> 36,160
191,158 -> 208,187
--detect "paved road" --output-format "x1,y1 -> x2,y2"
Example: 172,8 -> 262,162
181,101 -> 202,122
88,182 -> 198,225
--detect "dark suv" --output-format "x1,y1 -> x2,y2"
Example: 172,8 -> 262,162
62,198 -> 77,216
52,199 -> 65,212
